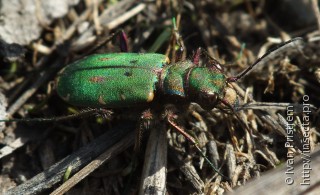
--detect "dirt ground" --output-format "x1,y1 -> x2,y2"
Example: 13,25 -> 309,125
0,0 -> 319,194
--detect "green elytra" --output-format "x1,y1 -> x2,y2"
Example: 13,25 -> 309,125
56,53 -> 232,109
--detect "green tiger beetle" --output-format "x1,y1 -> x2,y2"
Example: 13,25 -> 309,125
55,35 -> 304,179
0,32 -> 304,180
56,38 -> 304,111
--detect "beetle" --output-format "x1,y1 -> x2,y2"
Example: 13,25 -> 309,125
0,36 -> 305,182
56,38 -> 304,111
55,51 -> 241,180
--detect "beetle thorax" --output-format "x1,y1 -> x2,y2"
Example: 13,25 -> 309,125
161,61 -> 195,97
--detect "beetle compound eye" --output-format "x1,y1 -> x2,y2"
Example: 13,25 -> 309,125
198,92 -> 218,109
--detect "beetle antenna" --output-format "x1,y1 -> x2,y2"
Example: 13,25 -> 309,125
0,108 -> 111,123
227,37 -> 305,82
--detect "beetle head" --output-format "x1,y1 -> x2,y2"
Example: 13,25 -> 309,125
188,68 -> 226,109
188,68 -> 239,110
194,87 -> 239,110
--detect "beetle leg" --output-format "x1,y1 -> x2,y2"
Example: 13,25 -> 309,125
191,47 -> 224,71
119,30 -> 129,52
170,17 -> 186,62
134,109 -> 154,152
201,49 -> 224,72
192,47 -> 202,66
165,110 -> 230,181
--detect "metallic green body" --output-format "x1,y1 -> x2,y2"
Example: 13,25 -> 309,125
162,61 -> 226,100
57,53 -> 167,108
162,61 -> 194,96
56,53 -> 228,108
188,67 -> 226,99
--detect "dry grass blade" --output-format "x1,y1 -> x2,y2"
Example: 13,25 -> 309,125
230,148 -> 320,194
5,124 -> 134,195
139,123 -> 167,195
50,130 -> 135,195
